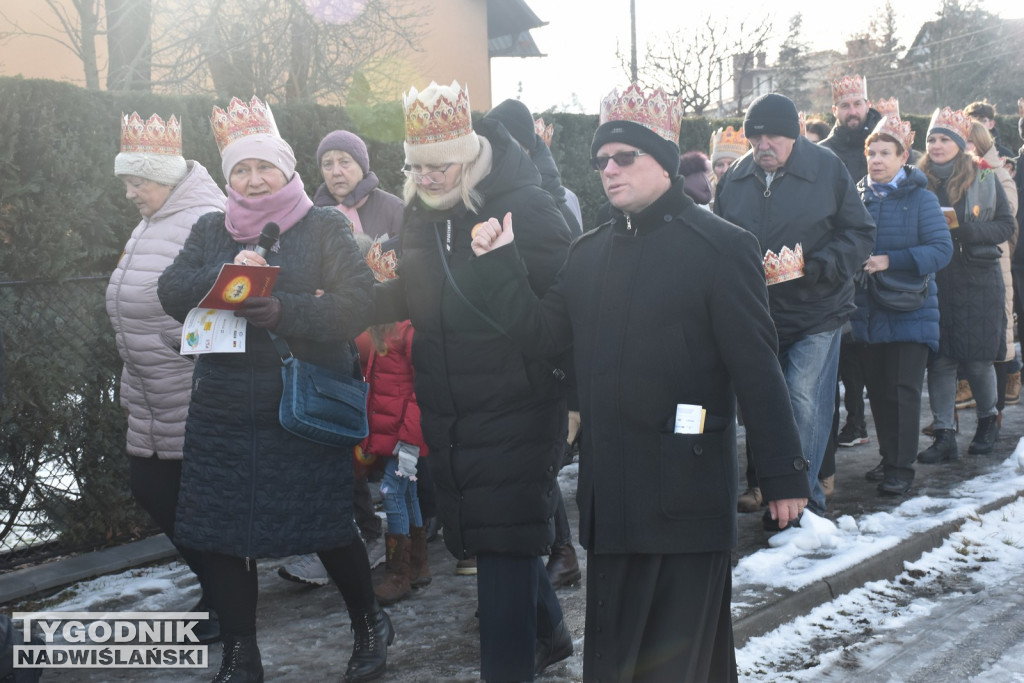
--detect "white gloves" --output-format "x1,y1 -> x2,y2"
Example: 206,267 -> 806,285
394,441 -> 420,479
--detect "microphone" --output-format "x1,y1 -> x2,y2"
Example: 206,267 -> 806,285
254,222 -> 280,259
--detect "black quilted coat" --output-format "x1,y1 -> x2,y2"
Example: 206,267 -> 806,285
374,118 -> 573,560
158,207 -> 374,558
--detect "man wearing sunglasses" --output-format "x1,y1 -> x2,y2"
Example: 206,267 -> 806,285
715,92 -> 876,529
463,84 -> 810,682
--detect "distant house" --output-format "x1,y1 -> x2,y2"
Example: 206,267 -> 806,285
0,0 -> 546,110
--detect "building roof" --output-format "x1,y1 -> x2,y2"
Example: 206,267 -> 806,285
487,0 -> 546,58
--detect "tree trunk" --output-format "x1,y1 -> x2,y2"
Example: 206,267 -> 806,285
106,0 -> 152,91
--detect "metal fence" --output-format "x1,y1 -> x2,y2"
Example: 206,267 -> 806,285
0,276 -> 150,571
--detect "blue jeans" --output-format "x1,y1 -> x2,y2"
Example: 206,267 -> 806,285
380,458 -> 422,535
778,328 -> 842,514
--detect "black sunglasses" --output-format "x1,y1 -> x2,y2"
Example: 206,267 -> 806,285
590,150 -> 648,171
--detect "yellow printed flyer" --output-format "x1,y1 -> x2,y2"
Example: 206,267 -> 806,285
180,264 -> 280,355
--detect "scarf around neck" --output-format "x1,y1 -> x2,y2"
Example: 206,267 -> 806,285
224,173 -> 314,243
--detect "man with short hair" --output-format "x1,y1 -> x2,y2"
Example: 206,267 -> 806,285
466,84 -> 810,682
716,92 -> 876,525
965,100 -> 1013,158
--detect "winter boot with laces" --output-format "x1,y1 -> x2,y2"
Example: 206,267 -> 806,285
373,534 -> 412,605
408,525 -> 432,588
918,428 -> 958,463
968,414 -> 1000,455
212,634 -> 263,682
345,602 -> 394,683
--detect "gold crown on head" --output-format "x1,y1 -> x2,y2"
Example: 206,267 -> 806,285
763,243 -> 804,286
365,241 -> 398,282
928,107 -> 972,143
599,84 -> 684,142
709,126 -> 748,158
874,97 -> 899,119
403,81 -> 474,146
871,115 -> 915,151
120,112 -> 182,156
210,96 -> 278,153
831,75 -> 867,103
534,117 -> 554,148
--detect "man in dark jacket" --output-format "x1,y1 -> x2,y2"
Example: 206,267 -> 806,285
466,83 -> 810,683
716,92 -> 876,524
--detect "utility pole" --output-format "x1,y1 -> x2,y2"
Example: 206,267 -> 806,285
630,0 -> 637,82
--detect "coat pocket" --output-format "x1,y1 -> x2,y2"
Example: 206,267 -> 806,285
658,431 -> 729,520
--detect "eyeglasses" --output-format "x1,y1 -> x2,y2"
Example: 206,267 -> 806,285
590,150 -> 647,171
402,163 -> 453,185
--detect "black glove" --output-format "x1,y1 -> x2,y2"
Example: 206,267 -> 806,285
234,296 -> 282,330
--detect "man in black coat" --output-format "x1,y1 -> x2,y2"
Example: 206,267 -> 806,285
716,92 -> 876,525
466,84 -> 810,683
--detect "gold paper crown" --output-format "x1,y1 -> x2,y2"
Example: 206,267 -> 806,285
365,241 -> 398,282
928,107 -> 972,143
874,97 -> 899,119
709,126 -> 749,158
403,81 -> 474,146
120,112 -> 182,156
831,75 -> 867,103
871,115 -> 915,152
534,117 -> 554,148
599,84 -> 683,142
763,243 -> 804,286
210,96 -> 279,153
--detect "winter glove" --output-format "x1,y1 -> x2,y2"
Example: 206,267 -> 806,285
393,441 -> 420,479
234,296 -> 282,329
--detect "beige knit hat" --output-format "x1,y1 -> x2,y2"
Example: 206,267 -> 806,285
114,112 -> 187,186
403,80 -> 480,166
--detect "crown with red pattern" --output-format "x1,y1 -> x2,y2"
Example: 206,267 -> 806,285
365,240 -> 398,282
120,112 -> 182,156
763,243 -> 804,286
709,126 -> 748,162
874,97 -> 899,119
534,117 -> 554,148
210,96 -> 279,153
871,115 -> 915,152
402,81 -> 479,165
831,74 -> 867,103
928,107 -> 972,148
599,84 -> 683,142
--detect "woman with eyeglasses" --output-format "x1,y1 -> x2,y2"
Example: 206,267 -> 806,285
374,81 -> 574,681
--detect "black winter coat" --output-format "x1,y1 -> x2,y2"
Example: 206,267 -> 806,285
820,108 -> 883,180
158,207 -> 374,558
460,180 -> 810,554
715,136 -> 877,346
374,118 -> 573,559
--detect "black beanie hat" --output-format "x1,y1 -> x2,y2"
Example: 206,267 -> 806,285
591,120 -> 680,177
743,93 -> 801,139
484,99 -> 537,150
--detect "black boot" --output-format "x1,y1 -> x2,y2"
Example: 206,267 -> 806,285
345,602 -> 394,682
535,618 -> 573,677
545,541 -> 582,588
192,597 -> 222,645
212,634 -> 263,683
918,428 -> 958,463
968,414 -> 1000,455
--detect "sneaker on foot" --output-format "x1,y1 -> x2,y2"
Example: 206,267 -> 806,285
837,423 -> 869,447
278,554 -> 331,586
955,379 -> 975,409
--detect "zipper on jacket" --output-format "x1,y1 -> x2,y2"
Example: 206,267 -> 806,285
247,364 -> 258,559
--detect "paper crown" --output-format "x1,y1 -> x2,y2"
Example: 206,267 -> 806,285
599,83 -> 684,142
874,97 -> 900,119
831,75 -> 867,103
709,126 -> 749,159
120,112 -> 182,156
365,241 -> 398,282
210,96 -> 279,153
763,243 -> 804,286
928,107 -> 972,144
534,117 -> 554,148
871,115 -> 915,151
403,80 -> 474,147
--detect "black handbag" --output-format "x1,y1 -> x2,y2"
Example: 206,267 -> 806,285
960,242 -> 1002,267
270,332 -> 369,448
866,270 -> 930,312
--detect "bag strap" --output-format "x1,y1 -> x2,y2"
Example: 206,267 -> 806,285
267,330 -> 293,361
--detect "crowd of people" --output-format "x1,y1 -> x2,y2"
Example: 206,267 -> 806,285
103,75 -> 1023,682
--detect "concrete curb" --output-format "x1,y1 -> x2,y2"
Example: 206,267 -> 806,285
0,534 -> 176,605
733,489 -> 1024,647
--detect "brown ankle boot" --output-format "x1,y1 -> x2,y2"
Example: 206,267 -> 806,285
408,525 -> 432,588
373,534 -> 412,606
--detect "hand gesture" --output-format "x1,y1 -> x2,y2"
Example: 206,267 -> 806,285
471,212 -> 515,256
767,497 -> 807,530
234,249 -> 267,267
234,296 -> 282,329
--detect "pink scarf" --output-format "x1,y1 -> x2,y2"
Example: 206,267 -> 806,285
224,173 -> 314,243
335,194 -> 368,234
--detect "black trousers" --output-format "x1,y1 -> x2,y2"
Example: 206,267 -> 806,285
129,455 -> 210,603
584,550 -> 737,683
862,342 -> 929,483
839,338 -> 868,428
